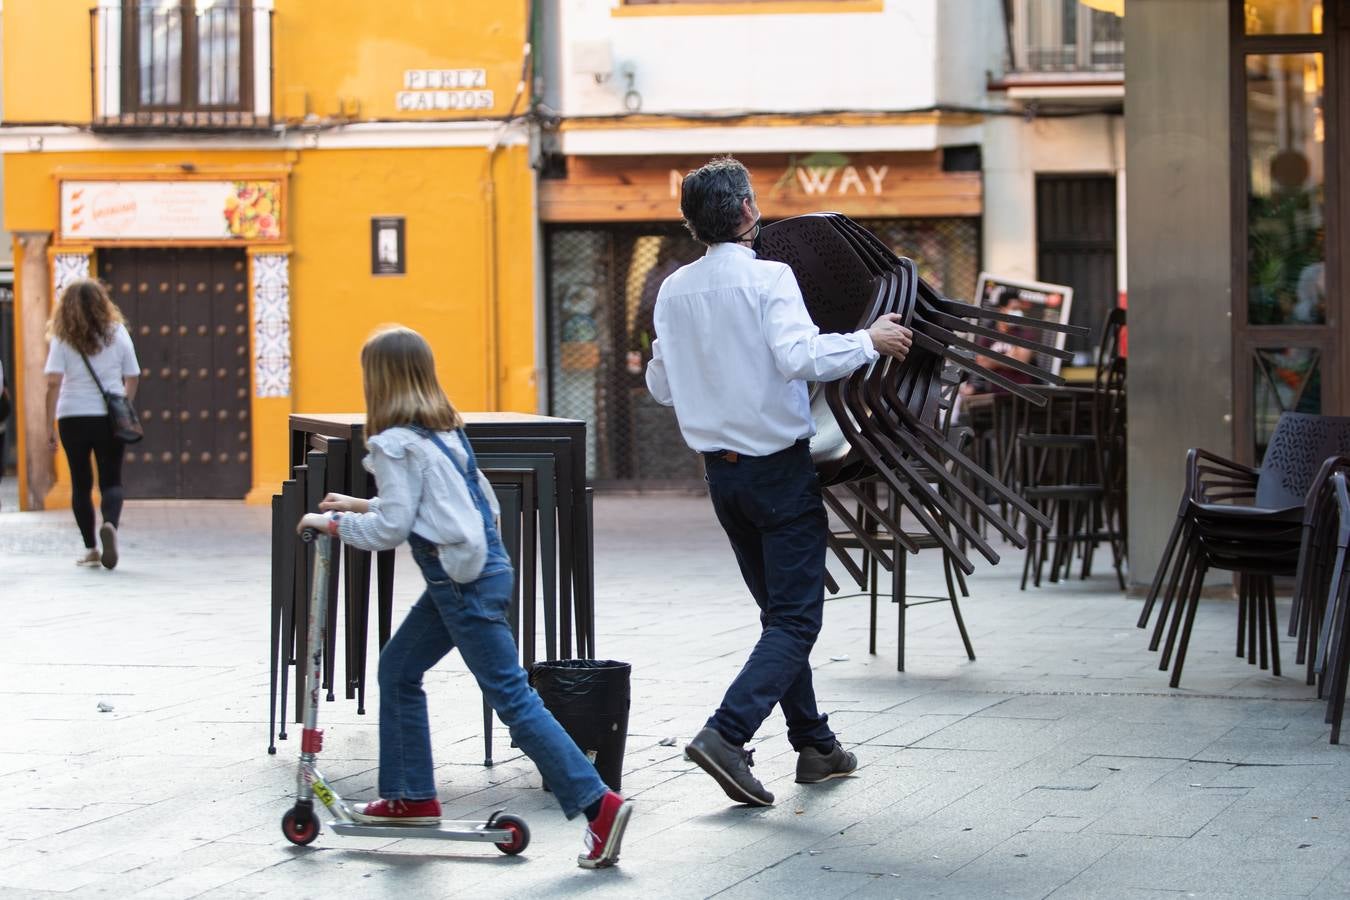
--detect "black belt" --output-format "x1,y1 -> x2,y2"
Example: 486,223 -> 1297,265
702,438 -> 809,464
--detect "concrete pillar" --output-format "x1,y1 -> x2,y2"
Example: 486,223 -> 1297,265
15,232 -> 53,510
1123,0 -> 1234,588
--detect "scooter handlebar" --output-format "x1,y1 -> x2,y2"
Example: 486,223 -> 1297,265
300,528 -> 321,543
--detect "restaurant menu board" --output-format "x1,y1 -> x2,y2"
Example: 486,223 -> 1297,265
974,273 -> 1074,376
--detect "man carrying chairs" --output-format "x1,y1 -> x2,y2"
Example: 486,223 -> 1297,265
645,157 -> 915,807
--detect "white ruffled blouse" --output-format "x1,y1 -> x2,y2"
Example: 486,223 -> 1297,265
336,426 -> 501,584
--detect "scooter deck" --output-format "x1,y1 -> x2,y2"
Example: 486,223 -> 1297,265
329,820 -> 514,842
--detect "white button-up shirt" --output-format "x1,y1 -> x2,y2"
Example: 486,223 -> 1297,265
645,242 -> 878,457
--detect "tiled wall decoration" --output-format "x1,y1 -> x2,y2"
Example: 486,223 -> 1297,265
251,253 -> 291,398
52,253 -> 92,298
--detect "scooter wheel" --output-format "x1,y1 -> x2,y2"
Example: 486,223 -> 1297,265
493,814 -> 529,855
282,808 -> 320,846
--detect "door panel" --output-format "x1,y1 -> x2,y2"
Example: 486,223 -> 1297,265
1036,174 -> 1118,360
98,247 -> 250,498
218,255 -> 252,497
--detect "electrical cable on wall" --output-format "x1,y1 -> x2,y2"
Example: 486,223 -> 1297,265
23,99 -> 1120,138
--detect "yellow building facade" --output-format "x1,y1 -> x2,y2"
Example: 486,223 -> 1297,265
2,0 -> 537,509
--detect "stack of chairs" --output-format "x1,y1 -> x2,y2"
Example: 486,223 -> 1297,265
1015,308 -> 1128,590
819,369 -> 978,671
1137,412 -> 1350,689
1288,459 -> 1350,742
754,213 -> 1088,665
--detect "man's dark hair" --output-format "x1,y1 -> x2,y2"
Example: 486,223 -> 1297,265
680,156 -> 754,245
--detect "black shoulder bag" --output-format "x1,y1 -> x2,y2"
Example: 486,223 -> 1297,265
79,351 -> 144,444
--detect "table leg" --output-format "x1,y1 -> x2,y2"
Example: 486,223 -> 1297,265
291,464 -> 311,723
268,493 -> 284,753
377,550 -> 395,649
306,450 -> 339,702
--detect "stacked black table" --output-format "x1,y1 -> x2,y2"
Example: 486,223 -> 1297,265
268,412 -> 594,764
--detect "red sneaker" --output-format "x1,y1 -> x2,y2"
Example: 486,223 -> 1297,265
351,797 -> 441,826
577,791 -> 633,869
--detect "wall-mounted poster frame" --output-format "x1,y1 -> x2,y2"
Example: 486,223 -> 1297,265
974,272 -> 1074,375
371,216 -> 406,276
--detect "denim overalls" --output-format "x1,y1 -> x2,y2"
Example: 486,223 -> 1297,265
412,426 -> 512,581
375,427 -> 608,819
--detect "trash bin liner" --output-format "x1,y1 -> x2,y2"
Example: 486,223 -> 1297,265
529,659 -> 630,792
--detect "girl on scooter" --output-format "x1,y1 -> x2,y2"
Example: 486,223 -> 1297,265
298,325 -> 633,869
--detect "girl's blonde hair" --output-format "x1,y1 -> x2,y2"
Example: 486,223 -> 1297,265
47,278 -> 126,357
361,326 -> 464,437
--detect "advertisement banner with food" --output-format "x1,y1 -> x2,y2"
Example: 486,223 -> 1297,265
60,180 -> 284,242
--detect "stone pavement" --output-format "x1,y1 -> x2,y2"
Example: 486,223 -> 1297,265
1,490 -> 1348,899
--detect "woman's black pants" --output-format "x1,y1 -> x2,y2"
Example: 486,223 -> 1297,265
58,415 -> 125,549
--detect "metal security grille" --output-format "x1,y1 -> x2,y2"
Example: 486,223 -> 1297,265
1013,0 -> 1125,73
545,218 -> 980,486
858,218 -> 981,302
90,1 -> 273,131
546,224 -> 704,486
1036,174 -> 1118,360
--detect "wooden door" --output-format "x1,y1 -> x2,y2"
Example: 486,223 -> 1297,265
99,247 -> 251,498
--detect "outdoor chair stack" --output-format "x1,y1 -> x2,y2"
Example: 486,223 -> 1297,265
1287,459 -> 1350,742
1014,308 -> 1128,590
754,213 -> 1088,664
820,371 -> 977,670
1137,412 -> 1350,689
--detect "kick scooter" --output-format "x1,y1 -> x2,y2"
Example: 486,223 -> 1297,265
280,529 -> 530,854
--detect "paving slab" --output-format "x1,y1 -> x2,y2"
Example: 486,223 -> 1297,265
3,493 -> 1349,898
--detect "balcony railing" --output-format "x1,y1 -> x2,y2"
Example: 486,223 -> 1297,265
90,2 -> 273,131
1010,0 -> 1124,75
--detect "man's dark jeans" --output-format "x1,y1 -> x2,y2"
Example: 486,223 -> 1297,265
703,439 -> 835,751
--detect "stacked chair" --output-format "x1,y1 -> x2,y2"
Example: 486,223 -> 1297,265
821,370 -> 978,671
1137,412 -> 1350,689
754,213 -> 1088,666
1014,308 -> 1128,590
1288,459 -> 1350,742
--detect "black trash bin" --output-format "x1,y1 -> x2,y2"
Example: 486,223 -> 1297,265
529,659 -> 630,792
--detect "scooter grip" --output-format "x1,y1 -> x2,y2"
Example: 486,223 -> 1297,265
300,528 -> 320,543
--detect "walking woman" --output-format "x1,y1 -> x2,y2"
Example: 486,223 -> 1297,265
44,278 -> 139,569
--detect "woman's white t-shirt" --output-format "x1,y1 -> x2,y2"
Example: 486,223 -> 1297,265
43,324 -> 141,419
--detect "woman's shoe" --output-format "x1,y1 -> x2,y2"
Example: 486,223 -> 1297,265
99,523 -> 119,570
75,549 -> 101,567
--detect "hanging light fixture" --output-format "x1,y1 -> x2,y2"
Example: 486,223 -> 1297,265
1079,0 -> 1124,15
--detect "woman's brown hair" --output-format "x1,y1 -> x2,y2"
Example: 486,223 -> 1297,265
361,326 -> 464,437
47,279 -> 126,357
